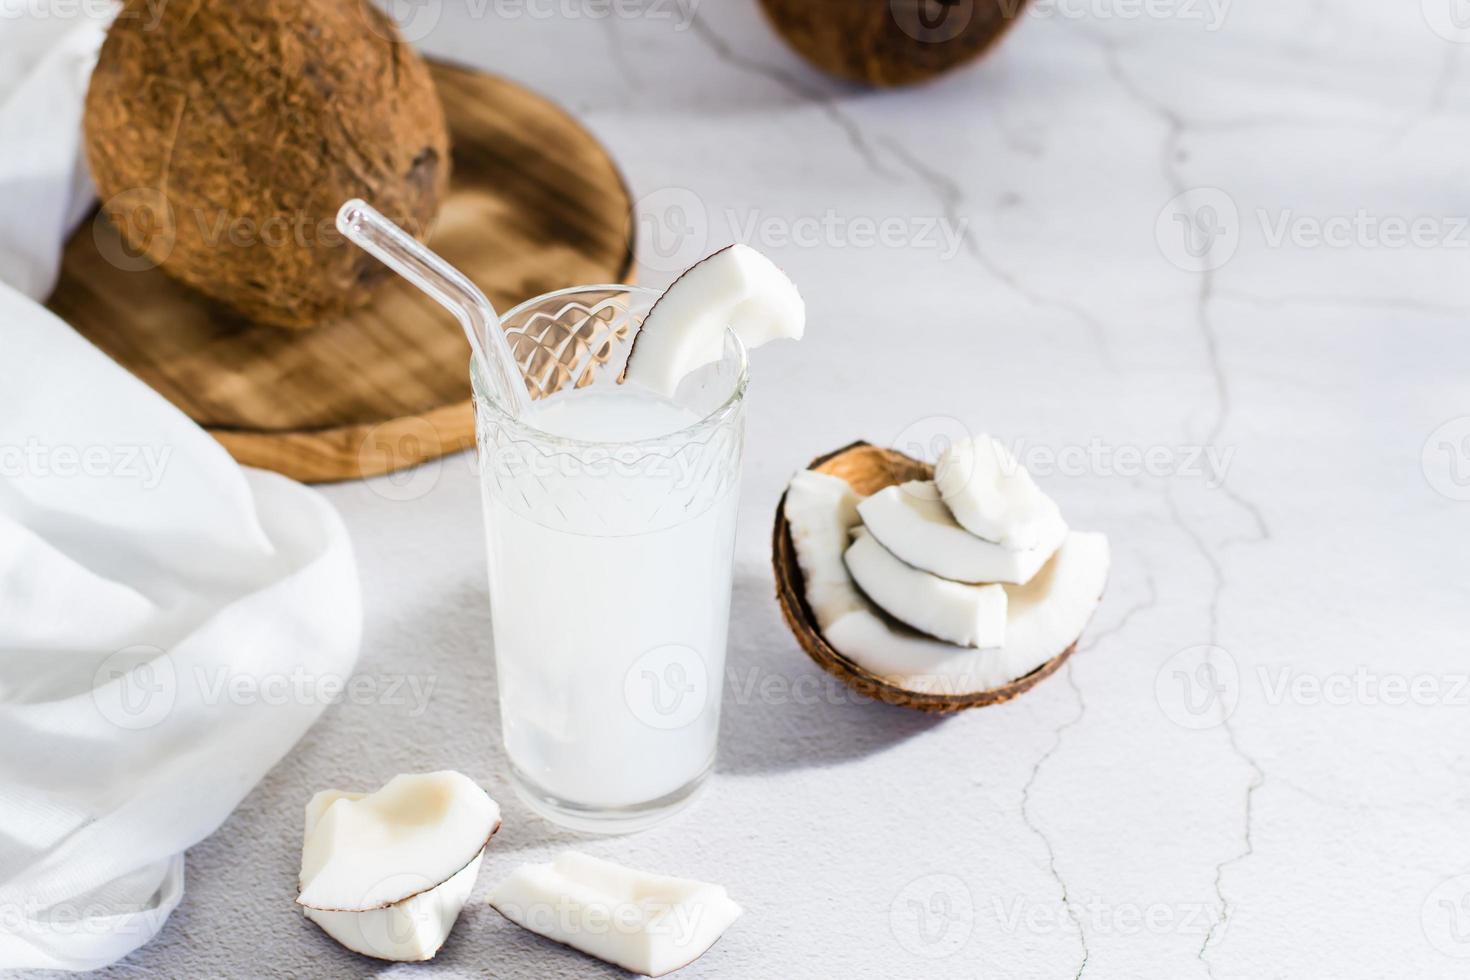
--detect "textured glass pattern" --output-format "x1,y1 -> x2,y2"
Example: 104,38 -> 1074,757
473,286 -> 746,536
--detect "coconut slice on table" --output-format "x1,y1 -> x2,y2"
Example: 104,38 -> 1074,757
773,442 -> 1109,711
621,244 -> 804,398
844,527 -> 1008,648
857,480 -> 1067,585
297,771 -> 500,961
488,851 -> 742,977
935,435 -> 1063,551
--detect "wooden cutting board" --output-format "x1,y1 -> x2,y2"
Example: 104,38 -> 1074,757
47,61 -> 634,483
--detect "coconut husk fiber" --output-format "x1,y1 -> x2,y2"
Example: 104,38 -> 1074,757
83,0 -> 450,329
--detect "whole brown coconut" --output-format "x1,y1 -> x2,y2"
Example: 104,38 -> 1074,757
758,0 -> 1028,87
84,0 -> 450,329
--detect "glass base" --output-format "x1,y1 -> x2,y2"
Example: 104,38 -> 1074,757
508,757 -> 712,835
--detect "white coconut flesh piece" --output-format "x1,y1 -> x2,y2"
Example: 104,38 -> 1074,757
784,470 -> 1109,696
857,480 -> 1067,585
302,834 -> 484,961
297,771 -> 500,961
621,243 -> 805,398
487,851 -> 742,977
783,470 -> 869,625
934,435 -> 1064,551
844,527 -> 1008,648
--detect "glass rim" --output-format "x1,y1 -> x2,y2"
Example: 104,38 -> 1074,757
470,283 -> 749,452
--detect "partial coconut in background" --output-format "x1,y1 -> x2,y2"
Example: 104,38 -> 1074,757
83,0 -> 450,329
758,0 -> 1029,87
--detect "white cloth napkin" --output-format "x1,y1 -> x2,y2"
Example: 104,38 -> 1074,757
0,12 -> 363,972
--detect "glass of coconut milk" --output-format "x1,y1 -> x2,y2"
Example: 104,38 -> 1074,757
472,285 -> 746,833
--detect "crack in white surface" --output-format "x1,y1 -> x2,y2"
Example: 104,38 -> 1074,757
1216,287 -> 1470,320
1199,291 -> 1270,548
1080,568 -> 1159,657
600,13 -> 643,92
1386,43 -> 1458,146
1072,33 -> 1399,136
1427,46 -> 1458,116
685,15 -> 898,181
1104,40 -> 1273,976
681,18 -> 1150,374
876,138 -> 1117,368
1099,43 -> 1270,549
1016,573 -> 1159,980
1163,486 -> 1265,974
1275,775 -> 1455,814
1019,662 -> 1092,980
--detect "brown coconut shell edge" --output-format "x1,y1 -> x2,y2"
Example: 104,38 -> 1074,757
757,0 -> 1032,88
772,441 -> 1082,713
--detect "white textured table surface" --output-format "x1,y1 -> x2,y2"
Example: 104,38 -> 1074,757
76,2 -> 1470,977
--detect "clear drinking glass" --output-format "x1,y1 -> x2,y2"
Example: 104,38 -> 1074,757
472,285 -> 747,833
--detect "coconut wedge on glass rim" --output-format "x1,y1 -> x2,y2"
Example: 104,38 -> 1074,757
297,771 -> 501,961
774,440 -> 1109,711
620,243 -> 804,397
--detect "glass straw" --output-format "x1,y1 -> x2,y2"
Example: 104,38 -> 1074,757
335,199 -> 532,418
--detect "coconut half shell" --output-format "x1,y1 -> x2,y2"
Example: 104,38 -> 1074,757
772,441 -> 1085,713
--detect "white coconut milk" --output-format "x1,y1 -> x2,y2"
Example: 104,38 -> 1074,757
481,386 -> 739,817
